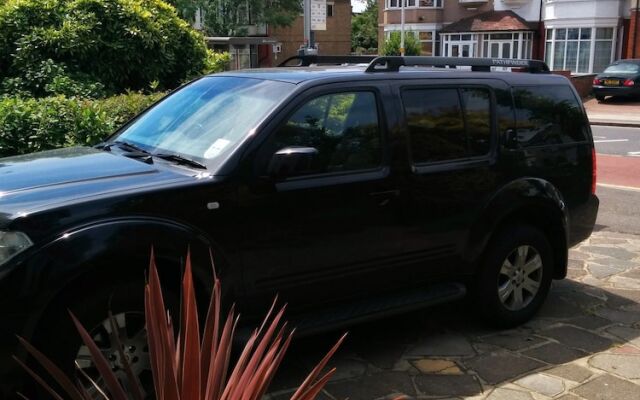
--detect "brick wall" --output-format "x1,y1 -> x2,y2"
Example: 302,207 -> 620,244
570,74 -> 596,99
271,0 -> 352,62
628,9 -> 640,59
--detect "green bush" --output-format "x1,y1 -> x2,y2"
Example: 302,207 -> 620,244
0,92 -> 165,156
0,0 -> 209,96
381,31 -> 421,56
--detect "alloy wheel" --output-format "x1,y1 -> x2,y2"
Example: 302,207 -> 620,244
497,245 -> 543,311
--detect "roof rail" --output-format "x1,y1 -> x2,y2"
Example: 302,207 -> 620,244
278,55 -> 378,67
365,56 -> 550,73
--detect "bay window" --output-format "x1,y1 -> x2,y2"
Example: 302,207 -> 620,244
545,27 -> 616,73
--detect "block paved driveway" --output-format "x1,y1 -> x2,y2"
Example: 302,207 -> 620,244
267,230 -> 640,400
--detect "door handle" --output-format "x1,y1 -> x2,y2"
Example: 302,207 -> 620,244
369,190 -> 400,206
369,189 -> 400,197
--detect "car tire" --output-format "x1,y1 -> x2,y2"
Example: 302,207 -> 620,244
474,225 -> 553,328
28,276 -> 178,399
596,95 -> 605,102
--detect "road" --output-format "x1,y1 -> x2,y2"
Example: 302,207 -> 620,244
591,124 -> 640,235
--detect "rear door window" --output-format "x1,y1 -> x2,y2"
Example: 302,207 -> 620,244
402,87 -> 492,164
513,85 -> 588,147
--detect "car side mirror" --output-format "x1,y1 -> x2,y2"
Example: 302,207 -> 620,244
267,146 -> 320,179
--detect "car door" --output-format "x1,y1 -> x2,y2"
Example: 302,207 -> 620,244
236,83 -> 411,314
388,79 -> 505,282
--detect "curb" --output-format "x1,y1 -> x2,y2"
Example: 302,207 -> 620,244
589,119 -> 640,128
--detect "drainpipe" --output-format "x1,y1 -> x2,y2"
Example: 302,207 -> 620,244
538,0 -> 544,60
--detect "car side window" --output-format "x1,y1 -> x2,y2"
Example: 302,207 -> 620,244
513,85 -> 588,147
402,87 -> 492,163
266,91 -> 382,176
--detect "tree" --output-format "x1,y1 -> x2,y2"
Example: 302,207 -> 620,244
381,31 -> 421,56
352,0 -> 378,53
168,0 -> 302,36
0,0 -> 210,96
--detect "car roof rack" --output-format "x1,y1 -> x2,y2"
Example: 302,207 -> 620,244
278,55 -> 378,67
366,56 -> 550,73
277,55 -> 550,74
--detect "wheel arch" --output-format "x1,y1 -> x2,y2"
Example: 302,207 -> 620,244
11,216 -> 239,347
465,178 -> 569,280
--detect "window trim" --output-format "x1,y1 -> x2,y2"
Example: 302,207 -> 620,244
256,87 -> 390,187
385,0 -> 443,10
399,84 -> 497,169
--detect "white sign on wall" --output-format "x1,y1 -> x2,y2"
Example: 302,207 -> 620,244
311,0 -> 327,31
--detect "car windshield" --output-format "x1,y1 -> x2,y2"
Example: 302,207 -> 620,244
113,76 -> 293,169
603,63 -> 640,73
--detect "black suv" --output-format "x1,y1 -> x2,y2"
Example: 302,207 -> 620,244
0,56 -> 598,392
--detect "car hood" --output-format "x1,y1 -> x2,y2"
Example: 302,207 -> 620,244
0,147 -> 195,222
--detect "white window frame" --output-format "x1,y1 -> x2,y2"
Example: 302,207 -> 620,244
386,0 -> 443,10
545,26 -> 617,74
441,33 -> 479,58
481,32 -> 533,60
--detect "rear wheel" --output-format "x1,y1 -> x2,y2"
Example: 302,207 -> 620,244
596,94 -> 606,102
474,225 -> 553,327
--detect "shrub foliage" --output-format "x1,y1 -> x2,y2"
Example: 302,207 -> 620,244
0,92 -> 165,157
0,0 -> 210,96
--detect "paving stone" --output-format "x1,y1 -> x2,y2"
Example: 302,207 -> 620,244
594,307 -> 640,325
546,364 -> 593,383
606,289 -> 640,307
568,259 -> 587,269
589,353 -> 640,379
572,374 -> 640,400
540,326 -> 613,353
581,246 -> 637,261
523,342 -> 588,364
353,342 -> 406,370
538,294 -> 587,319
325,372 -> 416,400
569,251 -> 590,261
606,326 -> 640,347
464,352 -> 545,385
515,373 -> 565,397
612,344 -> 640,354
593,258 -> 639,271
411,359 -> 462,375
480,332 -> 546,351
621,268 -> 640,280
556,395 -> 584,400
566,315 -> 613,330
588,264 -> 623,279
610,276 -> 640,290
406,332 -> 475,357
567,268 -> 588,279
590,238 -> 629,245
486,388 -> 535,400
413,374 -> 481,397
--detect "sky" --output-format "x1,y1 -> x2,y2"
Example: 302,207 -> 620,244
352,0 -> 366,13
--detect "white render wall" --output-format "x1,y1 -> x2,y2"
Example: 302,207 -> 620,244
494,0 -> 543,22
543,0 -> 624,28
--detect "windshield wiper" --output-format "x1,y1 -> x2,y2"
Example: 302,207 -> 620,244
154,153 -> 207,169
100,140 -> 150,154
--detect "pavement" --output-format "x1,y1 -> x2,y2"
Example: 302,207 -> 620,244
267,230 -> 640,400
585,97 -> 640,127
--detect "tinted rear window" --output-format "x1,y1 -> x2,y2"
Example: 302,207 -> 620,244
402,87 -> 492,163
604,63 -> 640,73
513,85 -> 588,147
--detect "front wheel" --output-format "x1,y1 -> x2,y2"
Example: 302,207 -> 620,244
474,225 -> 554,327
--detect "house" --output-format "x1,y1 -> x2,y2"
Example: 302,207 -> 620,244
204,0 -> 352,69
378,0 -> 638,74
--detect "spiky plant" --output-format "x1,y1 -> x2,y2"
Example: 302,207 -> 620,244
15,251 -> 345,400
